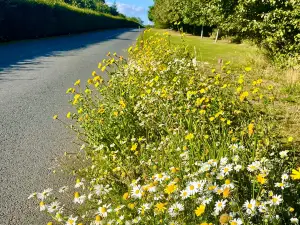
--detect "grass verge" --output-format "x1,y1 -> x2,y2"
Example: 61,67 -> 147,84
28,29 -> 300,225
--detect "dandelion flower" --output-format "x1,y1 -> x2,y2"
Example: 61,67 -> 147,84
195,204 -> 205,217
185,133 -> 194,140
155,202 -> 167,213
291,168 -> 300,180
164,183 -> 177,195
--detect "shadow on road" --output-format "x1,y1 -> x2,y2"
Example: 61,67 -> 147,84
0,28 -> 136,78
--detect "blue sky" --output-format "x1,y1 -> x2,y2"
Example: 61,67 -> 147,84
107,0 -> 154,25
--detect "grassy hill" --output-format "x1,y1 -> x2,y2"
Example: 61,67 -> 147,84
0,0 -> 139,42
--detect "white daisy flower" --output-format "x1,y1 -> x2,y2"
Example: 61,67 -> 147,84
114,205 -> 125,212
279,150 -> 289,158
202,196 -> 213,205
65,215 -> 77,225
59,186 -> 69,193
234,165 -> 242,172
221,164 -> 233,175
214,200 -> 227,215
220,157 -> 228,166
132,217 -> 141,224
131,185 -> 143,199
28,192 -> 37,199
270,195 -> 283,206
154,173 -> 167,182
291,218 -> 299,224
74,179 -> 84,189
258,202 -> 267,213
230,218 -> 243,225
39,201 -> 46,211
94,184 -> 111,195
275,182 -> 286,190
247,161 -> 260,172
180,189 -> 190,199
37,188 -> 53,200
281,173 -> 289,181
186,182 -> 198,195
73,193 -> 86,205
47,201 -> 60,213
232,155 -> 239,162
98,204 -> 112,218
168,202 -> 184,217
243,199 -> 256,214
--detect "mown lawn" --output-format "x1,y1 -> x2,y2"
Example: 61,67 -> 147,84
143,29 -> 257,65
144,28 -> 300,144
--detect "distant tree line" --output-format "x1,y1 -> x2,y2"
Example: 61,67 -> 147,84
0,0 -> 139,42
149,0 -> 300,67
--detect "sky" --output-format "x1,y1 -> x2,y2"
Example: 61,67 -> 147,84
107,0 -> 154,25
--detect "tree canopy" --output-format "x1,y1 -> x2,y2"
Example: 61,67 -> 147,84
149,0 -> 300,66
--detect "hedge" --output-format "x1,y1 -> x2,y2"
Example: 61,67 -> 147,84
0,0 -> 139,42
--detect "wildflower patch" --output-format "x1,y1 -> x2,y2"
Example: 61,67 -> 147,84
29,30 -> 300,225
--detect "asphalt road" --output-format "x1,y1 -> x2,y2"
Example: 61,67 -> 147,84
0,28 -> 141,225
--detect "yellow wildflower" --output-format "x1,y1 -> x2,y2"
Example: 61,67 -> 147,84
185,133 -> 194,141
119,100 -> 126,109
123,192 -> 129,200
53,115 -> 58,120
47,223 -> 53,225
164,183 -> 177,195
257,174 -> 267,184
131,143 -> 138,151
155,202 -> 167,213
248,123 -> 254,135
223,187 -> 230,198
195,204 -> 205,217
95,215 -> 101,222
74,79 -> 80,86
66,112 -> 71,119
239,91 -> 249,102
128,203 -> 135,209
291,168 -> 300,180
245,67 -> 252,72
288,137 -> 293,142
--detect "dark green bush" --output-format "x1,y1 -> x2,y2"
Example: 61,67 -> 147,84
0,0 -> 139,42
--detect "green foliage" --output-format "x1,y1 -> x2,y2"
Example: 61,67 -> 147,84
149,0 -> 300,67
0,0 -> 138,42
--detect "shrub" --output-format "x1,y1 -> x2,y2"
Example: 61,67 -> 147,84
0,0 -> 139,42
29,30 -> 300,225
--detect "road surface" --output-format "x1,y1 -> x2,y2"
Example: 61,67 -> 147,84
0,28 -> 141,225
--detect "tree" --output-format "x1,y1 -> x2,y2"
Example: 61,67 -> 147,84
109,1 -> 118,16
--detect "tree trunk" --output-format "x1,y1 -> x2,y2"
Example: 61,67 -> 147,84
215,28 -> 219,43
201,25 -> 204,38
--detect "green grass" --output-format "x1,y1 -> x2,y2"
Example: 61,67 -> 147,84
143,28 -> 300,145
143,29 -> 257,65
